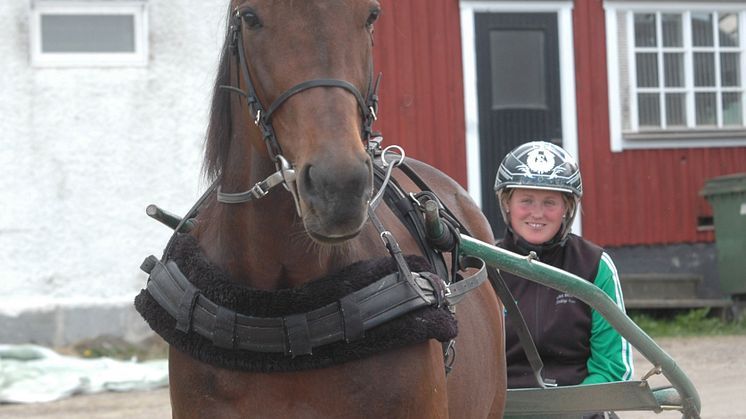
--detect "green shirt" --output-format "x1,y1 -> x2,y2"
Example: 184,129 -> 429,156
582,252 -> 634,384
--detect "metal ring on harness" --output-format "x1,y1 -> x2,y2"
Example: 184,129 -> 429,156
381,145 -> 405,168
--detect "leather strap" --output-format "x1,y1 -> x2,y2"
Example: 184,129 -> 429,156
372,162 -> 450,283
141,252 -> 488,356
226,11 -> 379,160
444,256 -> 488,305
487,266 -> 551,388
141,255 -> 478,355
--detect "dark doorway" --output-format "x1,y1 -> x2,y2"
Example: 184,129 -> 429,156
475,12 -> 563,238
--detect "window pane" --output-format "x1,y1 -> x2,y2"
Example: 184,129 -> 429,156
41,14 -> 135,53
695,92 -> 717,125
692,12 -> 714,47
694,53 -> 715,87
634,13 -> 657,47
719,13 -> 739,47
662,14 -> 683,47
664,53 -> 684,87
490,30 -> 546,109
723,92 -> 743,126
639,93 -> 661,127
636,53 -> 659,87
665,93 -> 686,127
721,53 -> 741,87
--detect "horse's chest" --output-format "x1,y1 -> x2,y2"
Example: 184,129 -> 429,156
170,343 -> 448,419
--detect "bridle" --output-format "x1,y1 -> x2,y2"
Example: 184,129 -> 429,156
217,8 -> 381,215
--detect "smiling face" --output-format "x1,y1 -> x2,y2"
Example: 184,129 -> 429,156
505,188 -> 567,245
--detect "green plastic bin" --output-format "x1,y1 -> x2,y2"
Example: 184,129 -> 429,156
700,173 -> 746,296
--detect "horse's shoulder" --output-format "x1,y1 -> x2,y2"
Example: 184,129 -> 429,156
402,158 -> 466,191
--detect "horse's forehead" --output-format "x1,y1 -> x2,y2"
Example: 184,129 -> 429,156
259,0 -> 372,16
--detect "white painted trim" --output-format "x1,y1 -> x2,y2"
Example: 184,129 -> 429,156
459,1 -> 582,235
605,4 -> 624,152
29,0 -> 149,68
460,7 -> 482,208
604,1 -> 746,150
557,5 -> 581,236
604,1 -> 745,12
742,12 -> 746,126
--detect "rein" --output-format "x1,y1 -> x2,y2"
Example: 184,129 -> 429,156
216,8 -> 381,216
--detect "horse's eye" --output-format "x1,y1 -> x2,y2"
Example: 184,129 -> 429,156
366,8 -> 380,27
240,9 -> 262,29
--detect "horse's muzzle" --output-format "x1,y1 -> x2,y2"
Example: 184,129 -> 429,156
298,154 -> 373,243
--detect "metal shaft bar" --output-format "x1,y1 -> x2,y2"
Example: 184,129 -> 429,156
146,204 -> 196,233
458,235 -> 701,418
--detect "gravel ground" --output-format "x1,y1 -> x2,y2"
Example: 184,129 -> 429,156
1,335 -> 743,418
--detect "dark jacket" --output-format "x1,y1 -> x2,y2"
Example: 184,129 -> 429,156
498,231 -> 603,388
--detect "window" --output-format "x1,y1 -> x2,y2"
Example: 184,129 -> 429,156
30,1 -> 148,67
605,2 -> 746,150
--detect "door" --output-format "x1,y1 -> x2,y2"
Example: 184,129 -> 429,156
475,13 -> 563,238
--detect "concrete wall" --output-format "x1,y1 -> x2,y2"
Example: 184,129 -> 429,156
0,0 -> 227,346
608,243 -> 722,299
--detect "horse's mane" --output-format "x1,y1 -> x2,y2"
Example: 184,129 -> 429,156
203,7 -> 235,182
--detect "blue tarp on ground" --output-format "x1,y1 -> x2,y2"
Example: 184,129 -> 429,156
0,344 -> 168,404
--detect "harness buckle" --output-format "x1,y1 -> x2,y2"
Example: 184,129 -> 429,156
250,183 -> 269,199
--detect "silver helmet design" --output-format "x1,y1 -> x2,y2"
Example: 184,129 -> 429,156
494,141 -> 582,241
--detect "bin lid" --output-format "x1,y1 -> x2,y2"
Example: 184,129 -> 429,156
699,172 -> 746,197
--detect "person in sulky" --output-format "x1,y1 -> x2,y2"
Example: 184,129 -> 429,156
493,141 -> 634,395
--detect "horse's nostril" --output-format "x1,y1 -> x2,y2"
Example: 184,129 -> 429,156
302,164 -> 316,195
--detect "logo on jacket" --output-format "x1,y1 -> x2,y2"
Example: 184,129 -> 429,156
555,293 -> 577,305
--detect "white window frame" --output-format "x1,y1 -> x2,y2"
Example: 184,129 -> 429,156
605,1 -> 746,151
30,0 -> 148,67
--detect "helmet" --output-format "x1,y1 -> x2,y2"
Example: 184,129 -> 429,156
494,141 -> 582,242
494,141 -> 582,197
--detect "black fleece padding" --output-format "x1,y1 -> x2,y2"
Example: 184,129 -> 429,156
135,234 -> 457,372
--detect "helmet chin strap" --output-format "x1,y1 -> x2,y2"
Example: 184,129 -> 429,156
506,227 -> 567,260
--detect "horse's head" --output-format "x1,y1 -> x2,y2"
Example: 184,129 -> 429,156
209,0 -> 381,244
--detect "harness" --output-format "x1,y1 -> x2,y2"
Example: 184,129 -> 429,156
136,8 -> 523,376
138,143 -> 488,370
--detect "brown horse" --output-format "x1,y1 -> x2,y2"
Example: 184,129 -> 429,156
164,1 -> 505,417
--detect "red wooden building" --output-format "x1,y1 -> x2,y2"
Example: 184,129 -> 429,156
371,0 -> 746,299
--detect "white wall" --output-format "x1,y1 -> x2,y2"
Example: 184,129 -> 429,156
0,0 -> 228,345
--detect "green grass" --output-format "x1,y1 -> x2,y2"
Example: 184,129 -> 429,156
61,335 -> 169,361
629,308 -> 746,337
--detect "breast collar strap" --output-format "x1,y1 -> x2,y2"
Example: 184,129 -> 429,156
140,253 -> 484,357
